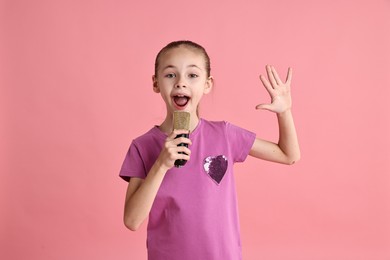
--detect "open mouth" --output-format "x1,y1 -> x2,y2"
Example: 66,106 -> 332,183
173,95 -> 190,108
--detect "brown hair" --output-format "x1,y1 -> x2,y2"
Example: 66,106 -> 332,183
154,40 -> 211,77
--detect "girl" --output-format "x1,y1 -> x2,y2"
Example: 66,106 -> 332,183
119,40 -> 300,260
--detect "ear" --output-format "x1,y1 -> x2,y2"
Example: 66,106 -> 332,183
152,75 -> 160,93
203,76 -> 214,94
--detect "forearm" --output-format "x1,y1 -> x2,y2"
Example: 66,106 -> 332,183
277,109 -> 300,164
124,162 -> 168,231
123,130 -> 192,231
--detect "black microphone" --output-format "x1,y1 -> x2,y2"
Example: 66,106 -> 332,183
173,111 -> 190,168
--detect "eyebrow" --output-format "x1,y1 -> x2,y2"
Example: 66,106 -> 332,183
162,64 -> 201,70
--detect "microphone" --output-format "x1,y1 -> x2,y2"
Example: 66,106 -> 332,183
173,111 -> 190,168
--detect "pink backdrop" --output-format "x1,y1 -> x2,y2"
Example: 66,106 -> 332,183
2,0 -> 390,259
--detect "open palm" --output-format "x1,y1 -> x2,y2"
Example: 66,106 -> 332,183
256,65 -> 292,114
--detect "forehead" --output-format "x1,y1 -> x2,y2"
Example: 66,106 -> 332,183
158,46 -> 206,68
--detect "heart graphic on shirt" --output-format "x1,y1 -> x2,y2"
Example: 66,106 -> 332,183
203,155 -> 228,185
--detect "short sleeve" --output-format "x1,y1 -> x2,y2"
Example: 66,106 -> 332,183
119,142 -> 147,182
225,122 -> 256,163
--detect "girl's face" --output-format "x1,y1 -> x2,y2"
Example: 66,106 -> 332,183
153,46 -> 213,117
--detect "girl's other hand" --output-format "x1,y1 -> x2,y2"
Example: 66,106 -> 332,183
156,129 -> 192,171
256,65 -> 292,114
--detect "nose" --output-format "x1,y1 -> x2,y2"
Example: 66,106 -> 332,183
175,75 -> 187,88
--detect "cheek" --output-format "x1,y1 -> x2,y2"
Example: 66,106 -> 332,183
193,91 -> 205,101
160,89 -> 171,99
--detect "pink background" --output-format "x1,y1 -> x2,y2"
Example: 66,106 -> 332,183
2,0 -> 390,259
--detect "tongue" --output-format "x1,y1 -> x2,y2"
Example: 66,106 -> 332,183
174,96 -> 189,106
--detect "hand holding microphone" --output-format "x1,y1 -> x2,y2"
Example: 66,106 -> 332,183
173,111 -> 190,168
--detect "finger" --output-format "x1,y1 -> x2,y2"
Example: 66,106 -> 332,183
259,75 -> 274,95
166,131 -> 177,142
167,129 -> 190,141
176,146 -> 191,156
178,153 -> 190,161
176,152 -> 190,161
286,67 -> 292,85
173,129 -> 190,135
266,65 -> 277,87
255,103 -> 273,111
271,66 -> 283,85
173,136 -> 192,146
170,147 -> 191,162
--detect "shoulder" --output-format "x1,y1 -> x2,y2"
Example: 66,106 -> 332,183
200,119 -> 229,130
132,126 -> 165,146
200,119 -> 253,136
195,119 -> 230,138
201,119 -> 249,134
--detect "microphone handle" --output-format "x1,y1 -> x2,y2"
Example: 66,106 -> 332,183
174,133 -> 189,168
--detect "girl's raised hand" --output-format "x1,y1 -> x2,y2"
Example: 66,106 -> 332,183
156,129 -> 191,171
256,65 -> 292,114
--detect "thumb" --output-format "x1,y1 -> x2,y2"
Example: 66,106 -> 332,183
255,103 -> 273,111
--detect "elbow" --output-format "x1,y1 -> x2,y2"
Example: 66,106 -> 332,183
287,158 -> 299,165
124,217 -> 142,232
284,153 -> 301,165
127,225 -> 140,232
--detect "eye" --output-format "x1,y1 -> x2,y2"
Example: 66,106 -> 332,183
165,73 -> 176,78
189,73 -> 198,78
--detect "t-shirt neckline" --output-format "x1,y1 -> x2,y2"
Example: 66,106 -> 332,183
153,118 -> 203,139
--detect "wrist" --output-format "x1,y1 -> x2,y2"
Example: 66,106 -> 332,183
153,159 -> 170,175
277,108 -> 292,117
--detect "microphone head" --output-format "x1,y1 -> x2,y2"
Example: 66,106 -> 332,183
173,111 -> 190,131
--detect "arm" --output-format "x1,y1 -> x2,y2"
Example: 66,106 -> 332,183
123,129 -> 191,231
249,65 -> 300,165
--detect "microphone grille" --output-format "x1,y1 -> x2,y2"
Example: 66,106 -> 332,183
173,111 -> 190,130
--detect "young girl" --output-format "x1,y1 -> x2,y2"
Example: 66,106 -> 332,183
119,40 -> 300,260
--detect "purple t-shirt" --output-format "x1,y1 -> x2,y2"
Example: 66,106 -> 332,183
120,119 -> 256,260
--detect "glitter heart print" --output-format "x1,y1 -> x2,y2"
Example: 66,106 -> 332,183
203,155 -> 228,184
